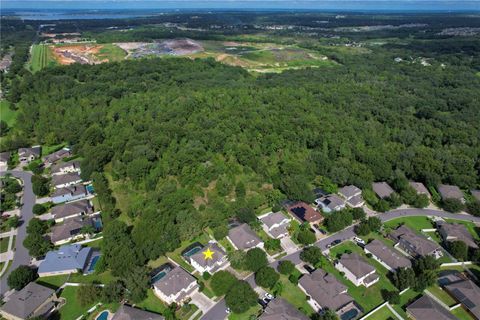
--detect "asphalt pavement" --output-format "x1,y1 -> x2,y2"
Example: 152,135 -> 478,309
0,171 -> 35,296
200,207 -> 480,320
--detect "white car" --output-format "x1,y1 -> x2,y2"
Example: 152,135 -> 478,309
353,236 -> 366,245
264,293 -> 274,300
225,307 -> 231,314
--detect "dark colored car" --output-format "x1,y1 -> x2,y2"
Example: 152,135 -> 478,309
258,299 -> 268,308
303,264 -> 315,274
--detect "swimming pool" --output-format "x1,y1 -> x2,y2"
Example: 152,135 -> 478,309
96,310 -> 109,320
151,263 -> 173,283
88,255 -> 101,273
86,184 -> 95,194
340,309 -> 359,320
181,242 -> 204,258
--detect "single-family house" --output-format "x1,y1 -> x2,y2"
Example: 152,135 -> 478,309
438,184 -> 465,203
50,216 -> 101,245
51,199 -> 93,223
153,266 -> 198,305
335,253 -> 379,287
51,184 -> 88,204
470,190 -> 480,202
409,182 -> 431,198
338,185 -> 365,207
18,146 -> 41,164
364,239 -> 411,271
444,279 -> 480,319
52,172 -> 82,189
227,223 -> 264,251
0,282 -> 58,320
298,269 -> 360,316
372,182 -> 395,199
111,305 -> 165,320
406,295 -> 457,320
38,244 -> 94,277
189,242 -> 228,274
389,225 -> 443,259
0,151 -> 10,171
259,298 -> 309,320
287,202 -> 324,224
437,222 -> 478,249
43,148 -> 72,167
51,160 -> 81,176
259,212 -> 291,239
315,194 -> 346,213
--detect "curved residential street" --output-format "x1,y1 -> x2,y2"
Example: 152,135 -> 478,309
0,171 -> 35,296
201,207 -> 480,320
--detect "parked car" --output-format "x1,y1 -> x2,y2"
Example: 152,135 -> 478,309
264,292 -> 274,300
353,236 -> 366,245
303,264 -> 315,274
331,239 -> 342,246
225,307 -> 231,314
258,299 -> 268,308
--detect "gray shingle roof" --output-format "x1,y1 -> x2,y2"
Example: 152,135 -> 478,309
0,282 -> 55,319
409,182 -> 430,197
112,305 -> 164,320
299,269 -> 353,311
52,184 -> 87,198
44,148 -> 71,164
444,279 -> 480,319
347,194 -> 364,207
228,223 -> 263,250
471,190 -> 480,202
38,244 -> 92,274
437,222 -> 478,249
51,160 -> 81,174
260,212 -> 290,229
51,217 -> 94,243
406,295 -> 458,320
438,185 -> 464,201
51,199 -> 93,220
189,242 -> 226,269
317,194 -> 346,211
153,266 -> 196,297
372,182 -> 394,199
338,253 -> 375,278
259,298 -> 309,320
390,225 -> 440,257
52,172 -> 82,187
0,151 -> 11,162
365,239 -> 412,270
339,185 -> 362,200
18,146 -> 41,158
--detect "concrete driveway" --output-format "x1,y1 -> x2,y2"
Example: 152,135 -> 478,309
280,236 -> 298,254
190,291 -> 215,313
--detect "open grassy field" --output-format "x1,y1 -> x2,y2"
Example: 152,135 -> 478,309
29,44 -> 58,72
0,100 -> 16,127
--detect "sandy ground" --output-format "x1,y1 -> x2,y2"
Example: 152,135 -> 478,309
51,44 -> 104,65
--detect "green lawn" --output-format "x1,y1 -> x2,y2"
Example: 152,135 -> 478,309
0,237 -> 9,253
390,289 -> 420,319
384,216 -> 435,232
228,305 -> 262,320
69,270 -> 116,285
278,275 -> 315,316
426,286 -> 456,307
97,44 -> 127,62
328,241 -> 397,313
365,305 -> 398,320
0,100 -> 16,127
41,143 -> 66,157
36,274 -> 69,289
177,304 -> 200,320
59,286 -> 95,320
136,289 -> 168,314
451,306 -> 476,320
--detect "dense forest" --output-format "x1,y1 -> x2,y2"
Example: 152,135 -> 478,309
1,12 -> 479,300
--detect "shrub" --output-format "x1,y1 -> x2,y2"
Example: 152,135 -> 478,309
442,198 -> 464,213
255,266 -> 280,289
210,270 -> 237,296
32,204 -> 47,215
278,260 -> 295,275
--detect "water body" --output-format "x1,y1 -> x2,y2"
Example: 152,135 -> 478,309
1,1 -> 479,20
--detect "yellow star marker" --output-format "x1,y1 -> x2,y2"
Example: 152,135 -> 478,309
203,248 -> 215,260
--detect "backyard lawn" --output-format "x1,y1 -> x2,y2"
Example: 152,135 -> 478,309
384,216 -> 435,232
165,233 -> 211,273
426,286 -> 456,307
59,286 -> 96,320
278,275 -> 315,316
0,100 -> 16,126
228,305 -> 262,320
136,289 -> 168,314
69,270 -> 116,284
451,306 -> 476,320
365,305 -> 399,320
36,274 -> 69,289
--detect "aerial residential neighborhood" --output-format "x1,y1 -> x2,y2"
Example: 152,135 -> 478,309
1,5 -> 480,320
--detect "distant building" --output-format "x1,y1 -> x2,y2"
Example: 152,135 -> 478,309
51,199 -> 93,223
444,279 -> 480,319
259,298 -> 309,320
259,212 -> 291,239
189,242 -> 228,274
0,151 -> 10,170
364,239 -> 411,271
52,172 -> 82,189
287,202 -> 324,224
111,305 -> 164,320
51,184 -> 88,204
438,184 -> 464,203
406,295 -> 457,320
315,194 -> 346,213
18,146 -> 41,164
437,222 -> 478,249
298,269 -> 359,316
409,182 -> 431,198
0,282 -> 58,320
43,148 -> 71,167
335,253 -> 379,287
38,244 -> 95,277
227,223 -> 264,251
339,185 -> 365,208
153,266 -> 198,305
389,225 -> 442,259
470,190 -> 480,202
51,160 -> 81,176
372,182 -> 394,199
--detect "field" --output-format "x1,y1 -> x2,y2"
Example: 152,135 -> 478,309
29,44 -> 58,72
51,43 -> 126,65
0,100 -> 16,127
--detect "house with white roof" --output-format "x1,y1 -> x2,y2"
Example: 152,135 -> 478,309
189,242 -> 228,274
335,253 -> 379,287
259,212 -> 291,239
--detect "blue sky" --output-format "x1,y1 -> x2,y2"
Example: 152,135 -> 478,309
2,0 -> 480,11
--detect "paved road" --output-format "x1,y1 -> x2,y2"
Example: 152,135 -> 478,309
201,208 -> 480,320
0,171 -> 35,296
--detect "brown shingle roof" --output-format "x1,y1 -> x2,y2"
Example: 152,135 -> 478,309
287,202 -> 323,223
228,223 -> 263,250
406,295 -> 457,320
364,239 -> 412,270
444,279 -> 480,319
